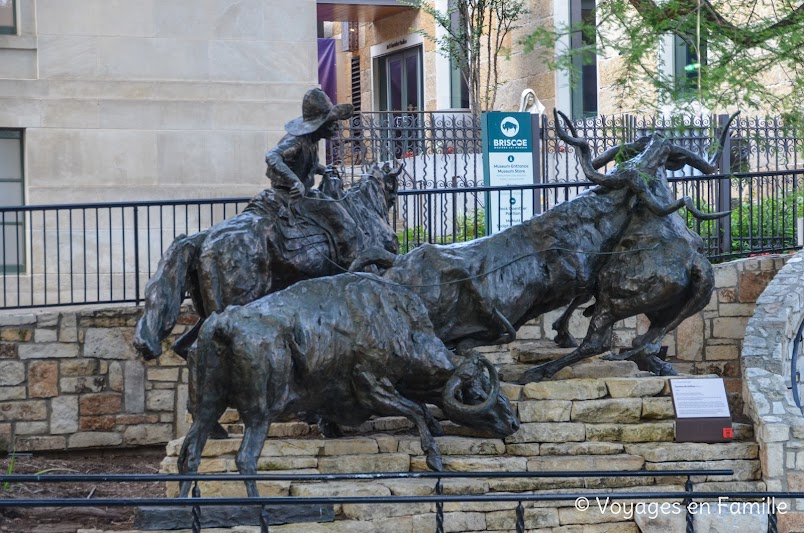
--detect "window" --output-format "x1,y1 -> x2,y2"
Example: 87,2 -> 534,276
570,0 -> 597,118
0,0 -> 15,35
0,130 -> 23,273
376,46 -> 422,112
674,34 -> 706,98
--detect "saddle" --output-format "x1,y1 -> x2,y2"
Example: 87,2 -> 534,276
244,188 -> 356,265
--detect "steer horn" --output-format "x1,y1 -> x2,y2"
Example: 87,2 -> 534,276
553,109 -> 631,189
442,356 -> 500,418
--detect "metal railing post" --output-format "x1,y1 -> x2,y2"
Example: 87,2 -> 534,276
684,475 -> 695,533
435,477 -> 444,533
133,205 -> 141,305
718,113 -> 733,255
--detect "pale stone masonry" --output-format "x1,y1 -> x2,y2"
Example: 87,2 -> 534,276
147,374 -> 762,533
0,254 -> 788,453
741,250 -> 804,533
0,306 -> 194,451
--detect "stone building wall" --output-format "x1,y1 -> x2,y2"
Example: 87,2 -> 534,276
0,254 -> 789,453
0,0 -> 317,205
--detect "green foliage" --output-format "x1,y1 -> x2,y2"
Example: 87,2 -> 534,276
397,209 -> 486,253
684,195 -> 802,255
522,1 -> 804,122
2,451 -> 16,493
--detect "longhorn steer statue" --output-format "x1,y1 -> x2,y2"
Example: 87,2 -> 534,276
521,111 -> 739,381
178,273 -> 519,498
351,109 -> 737,380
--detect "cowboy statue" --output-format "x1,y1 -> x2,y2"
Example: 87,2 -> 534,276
247,88 -> 365,270
266,87 -> 353,200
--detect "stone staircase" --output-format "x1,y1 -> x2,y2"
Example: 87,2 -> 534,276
80,342 -> 763,533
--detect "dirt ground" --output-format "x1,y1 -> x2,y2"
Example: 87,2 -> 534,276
0,447 -> 165,533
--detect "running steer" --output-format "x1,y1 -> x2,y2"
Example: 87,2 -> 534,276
178,273 -> 519,498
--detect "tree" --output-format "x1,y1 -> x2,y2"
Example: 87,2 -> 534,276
522,0 -> 804,119
406,0 -> 527,113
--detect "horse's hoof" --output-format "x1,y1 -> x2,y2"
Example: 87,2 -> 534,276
520,365 -> 548,384
319,421 -> 344,439
426,453 -> 444,472
554,333 -> 579,348
210,423 -> 229,440
644,355 -> 678,376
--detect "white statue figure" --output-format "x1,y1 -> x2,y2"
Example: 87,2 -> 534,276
519,88 -> 546,115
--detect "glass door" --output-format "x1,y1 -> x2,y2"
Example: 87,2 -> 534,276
379,46 -> 422,112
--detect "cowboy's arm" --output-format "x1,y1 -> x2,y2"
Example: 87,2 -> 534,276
265,142 -> 302,190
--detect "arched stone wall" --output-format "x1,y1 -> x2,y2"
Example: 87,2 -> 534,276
742,251 -> 804,530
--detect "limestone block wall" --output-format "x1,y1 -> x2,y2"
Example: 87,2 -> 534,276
156,376 -> 762,533
0,306 -> 193,452
0,254 -> 788,453
741,250 -> 804,532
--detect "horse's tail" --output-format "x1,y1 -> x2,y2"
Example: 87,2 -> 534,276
134,232 -> 205,359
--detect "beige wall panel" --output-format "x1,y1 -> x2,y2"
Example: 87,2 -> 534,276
155,131 -> 269,188
211,0 -> 265,40
208,41 -> 316,83
37,36 -> 99,79
41,100 -> 101,129
27,184 -> 266,204
0,49 -> 37,80
98,100 -> 213,130
262,1 -> 317,43
96,38 -> 210,81
211,102 -> 298,131
154,0 -> 217,39
0,80 -> 46,98
26,129 -> 159,189
0,98 -> 41,127
95,0 -> 156,38
35,0 -> 102,36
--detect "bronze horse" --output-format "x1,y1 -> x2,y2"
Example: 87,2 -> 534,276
134,163 -> 402,360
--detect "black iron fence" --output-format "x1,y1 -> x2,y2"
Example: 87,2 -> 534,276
0,171 -> 802,310
3,468 -> 791,533
330,111 -> 803,187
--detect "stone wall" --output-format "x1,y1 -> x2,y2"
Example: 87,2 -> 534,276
0,306 -> 193,452
151,375 -> 761,533
741,250 -> 804,533
0,254 -> 788,453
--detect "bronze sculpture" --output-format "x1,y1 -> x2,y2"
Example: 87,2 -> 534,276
353,109 -> 737,380
133,162 -> 401,360
178,274 -> 518,497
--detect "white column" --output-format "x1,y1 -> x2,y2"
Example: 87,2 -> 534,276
554,0 -> 572,116
434,0 -> 453,109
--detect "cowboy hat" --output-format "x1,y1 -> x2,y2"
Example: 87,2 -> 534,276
285,88 -> 354,136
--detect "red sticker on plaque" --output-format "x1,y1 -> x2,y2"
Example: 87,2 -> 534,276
723,428 -> 734,439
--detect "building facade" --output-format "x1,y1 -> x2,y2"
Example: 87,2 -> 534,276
317,0 -> 722,117
0,0 -> 319,209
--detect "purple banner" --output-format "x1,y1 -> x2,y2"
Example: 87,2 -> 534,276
318,38 -> 337,103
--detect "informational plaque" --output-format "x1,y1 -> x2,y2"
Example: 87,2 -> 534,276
481,112 -> 540,234
670,377 -> 733,443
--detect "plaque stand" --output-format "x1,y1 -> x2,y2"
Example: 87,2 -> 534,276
670,377 -> 733,443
